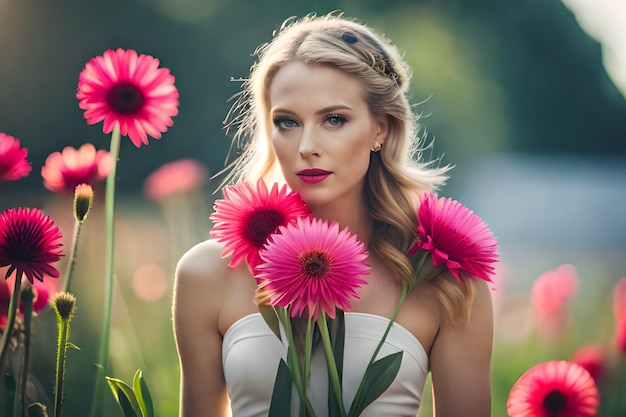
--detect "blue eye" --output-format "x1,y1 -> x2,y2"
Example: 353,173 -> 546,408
326,114 -> 347,127
273,117 -> 298,129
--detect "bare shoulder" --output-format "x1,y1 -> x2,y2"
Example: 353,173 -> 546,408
173,239 -> 233,326
175,239 -> 230,285
173,240 -> 235,416
429,278 -> 494,417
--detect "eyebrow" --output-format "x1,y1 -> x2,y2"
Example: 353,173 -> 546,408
271,105 -> 354,116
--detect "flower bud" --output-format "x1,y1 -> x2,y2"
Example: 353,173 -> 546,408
73,184 -> 94,223
51,291 -> 77,321
27,402 -> 48,417
20,282 -> 35,304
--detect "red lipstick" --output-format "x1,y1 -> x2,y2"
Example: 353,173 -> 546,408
297,168 -> 332,184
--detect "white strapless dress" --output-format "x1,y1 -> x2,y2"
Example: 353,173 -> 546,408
222,312 -> 429,417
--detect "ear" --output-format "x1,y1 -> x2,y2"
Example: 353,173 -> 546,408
375,114 -> 390,144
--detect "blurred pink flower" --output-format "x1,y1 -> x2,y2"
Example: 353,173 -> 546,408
210,179 -> 311,271
0,279 -> 10,321
41,143 -> 113,192
507,360 -> 599,417
0,133 -> 31,181
76,48 -> 179,147
616,320 -> 626,356
0,208 -> 64,283
409,192 -> 498,283
613,277 -> 626,355
0,271 -> 55,329
144,159 -> 208,201
613,277 -> 626,322
570,345 -> 606,382
531,264 -> 578,336
30,281 -> 52,312
255,217 -> 369,320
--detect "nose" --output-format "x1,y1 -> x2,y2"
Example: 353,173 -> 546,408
299,126 -> 321,157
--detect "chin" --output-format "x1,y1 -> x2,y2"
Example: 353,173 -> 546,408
297,190 -> 332,209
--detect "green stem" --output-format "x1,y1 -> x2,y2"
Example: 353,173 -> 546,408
349,280 -> 410,414
91,123 -> 121,417
318,314 -> 346,417
0,272 -> 23,370
299,318 -> 314,417
370,281 -> 409,368
17,288 -> 34,417
278,309 -> 317,417
349,251 -> 430,415
303,317 -> 313,381
362,250 -> 428,367
53,312 -> 71,417
62,219 -> 82,293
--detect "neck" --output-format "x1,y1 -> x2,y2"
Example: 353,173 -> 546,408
309,203 -> 372,247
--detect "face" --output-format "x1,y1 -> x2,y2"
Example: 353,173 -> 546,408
268,62 -> 388,212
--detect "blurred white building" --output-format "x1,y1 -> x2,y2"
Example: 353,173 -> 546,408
456,153 -> 626,293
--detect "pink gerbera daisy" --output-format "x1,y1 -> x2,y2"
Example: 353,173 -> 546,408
0,133 -> 31,181
41,143 -> 113,192
570,345 -> 606,382
611,276 -> 626,355
210,179 -> 311,270
255,217 -> 370,321
531,264 -> 578,336
144,158 -> 208,201
0,271 -> 54,316
507,360 -> 599,417
0,208 -> 64,283
409,192 -> 498,283
76,48 -> 179,147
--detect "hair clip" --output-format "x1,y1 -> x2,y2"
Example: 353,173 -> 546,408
342,31 -> 357,44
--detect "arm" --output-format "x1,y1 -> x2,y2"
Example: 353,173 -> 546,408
429,279 -> 494,417
173,240 -> 231,417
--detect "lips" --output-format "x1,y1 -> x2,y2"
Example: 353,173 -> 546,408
297,168 -> 332,184
297,169 -> 332,176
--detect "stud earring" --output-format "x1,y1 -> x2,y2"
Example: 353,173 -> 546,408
371,142 -> 382,152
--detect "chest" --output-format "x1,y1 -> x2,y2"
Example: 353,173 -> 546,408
219,261 -> 441,355
222,313 -> 429,417
351,271 -> 441,355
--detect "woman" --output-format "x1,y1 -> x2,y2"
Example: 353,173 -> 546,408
173,13 -> 493,417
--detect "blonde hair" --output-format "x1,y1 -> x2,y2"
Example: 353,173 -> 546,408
222,13 -> 475,322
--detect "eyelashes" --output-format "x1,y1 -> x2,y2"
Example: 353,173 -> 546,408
325,114 -> 347,127
272,117 -> 298,130
272,114 -> 348,130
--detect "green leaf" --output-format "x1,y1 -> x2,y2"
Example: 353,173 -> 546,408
4,372 -> 15,417
105,377 -> 142,417
116,388 -> 140,417
133,370 -> 154,417
268,359 -> 293,416
285,344 -> 300,384
328,309 -> 345,417
348,352 -> 403,417
258,303 -> 282,340
67,342 -> 81,351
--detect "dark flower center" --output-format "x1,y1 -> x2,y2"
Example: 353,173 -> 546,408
243,208 -> 285,248
301,251 -> 330,278
4,223 -> 36,260
106,82 -> 145,115
542,389 -> 567,414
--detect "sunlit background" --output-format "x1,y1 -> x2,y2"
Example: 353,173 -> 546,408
1,0 -> 625,415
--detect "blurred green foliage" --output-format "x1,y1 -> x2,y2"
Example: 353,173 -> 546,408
1,0 -> 625,200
